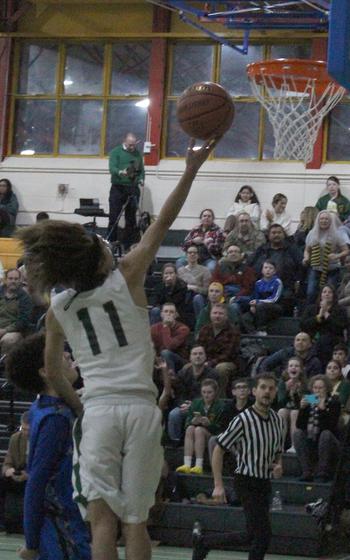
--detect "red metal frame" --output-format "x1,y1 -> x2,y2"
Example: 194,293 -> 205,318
307,37 -> 328,169
144,6 -> 171,166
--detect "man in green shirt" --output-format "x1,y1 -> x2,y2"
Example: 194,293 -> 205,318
107,132 -> 145,249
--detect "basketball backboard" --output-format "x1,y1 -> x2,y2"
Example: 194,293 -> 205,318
327,0 -> 350,91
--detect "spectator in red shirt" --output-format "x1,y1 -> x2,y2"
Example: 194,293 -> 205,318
151,302 -> 190,373
197,303 -> 240,396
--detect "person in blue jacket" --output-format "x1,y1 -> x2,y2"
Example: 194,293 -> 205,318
237,260 -> 283,334
5,333 -> 91,560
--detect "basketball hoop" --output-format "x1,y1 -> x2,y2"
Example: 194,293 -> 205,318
247,59 -> 346,163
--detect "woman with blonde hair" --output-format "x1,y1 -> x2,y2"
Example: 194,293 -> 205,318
303,211 -> 348,303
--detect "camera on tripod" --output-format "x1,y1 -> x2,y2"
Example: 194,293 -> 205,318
126,161 -> 139,182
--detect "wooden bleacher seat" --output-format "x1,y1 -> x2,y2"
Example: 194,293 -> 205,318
0,238 -> 23,270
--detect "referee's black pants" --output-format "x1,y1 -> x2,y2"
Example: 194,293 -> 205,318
234,474 -> 272,560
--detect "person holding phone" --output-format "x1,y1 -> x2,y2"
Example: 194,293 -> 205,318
293,374 -> 341,482
176,379 -> 224,475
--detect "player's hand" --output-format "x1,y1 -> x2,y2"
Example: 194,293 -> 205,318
186,136 -> 222,173
212,484 -> 227,503
5,467 -> 15,478
119,169 -> 128,177
17,546 -> 39,559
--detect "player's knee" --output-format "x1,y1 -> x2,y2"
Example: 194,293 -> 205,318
88,499 -> 119,530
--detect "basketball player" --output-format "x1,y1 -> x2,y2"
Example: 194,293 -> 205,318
17,135 -> 221,560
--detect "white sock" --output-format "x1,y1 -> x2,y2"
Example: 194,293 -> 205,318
184,456 -> 192,467
195,458 -> 203,468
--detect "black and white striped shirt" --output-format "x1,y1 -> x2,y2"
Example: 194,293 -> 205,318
217,406 -> 284,479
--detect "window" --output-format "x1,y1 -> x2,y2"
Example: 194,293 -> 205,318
11,41 -> 151,156
327,96 -> 350,161
165,41 -> 311,160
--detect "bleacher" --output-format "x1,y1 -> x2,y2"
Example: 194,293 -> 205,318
0,233 -> 347,555
146,238 -> 350,557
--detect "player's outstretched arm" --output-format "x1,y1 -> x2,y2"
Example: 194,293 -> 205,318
44,308 -> 83,416
120,135 -> 221,285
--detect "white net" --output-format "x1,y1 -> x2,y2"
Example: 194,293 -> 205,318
249,73 -> 345,163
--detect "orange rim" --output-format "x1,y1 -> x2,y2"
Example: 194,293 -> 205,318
247,58 -> 343,96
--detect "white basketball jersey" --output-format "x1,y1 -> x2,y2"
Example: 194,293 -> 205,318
51,269 -> 157,403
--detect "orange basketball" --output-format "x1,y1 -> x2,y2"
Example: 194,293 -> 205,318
176,82 -> 235,140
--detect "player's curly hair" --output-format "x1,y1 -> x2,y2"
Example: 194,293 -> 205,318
6,333 -> 46,394
17,220 -> 107,292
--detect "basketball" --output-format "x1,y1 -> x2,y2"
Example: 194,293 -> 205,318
176,82 -> 235,140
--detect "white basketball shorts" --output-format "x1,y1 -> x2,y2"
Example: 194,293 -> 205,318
72,400 -> 163,524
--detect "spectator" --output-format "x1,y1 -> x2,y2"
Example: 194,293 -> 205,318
325,359 -> 350,410
35,212 -> 49,222
151,302 -> 190,373
277,357 -> 307,453
149,263 -> 189,325
177,209 -> 225,272
0,178 -> 19,237
248,223 -> 301,314
332,343 -> 350,380
107,132 -> 144,249
223,212 -> 265,257
224,185 -> 261,231
1,410 -> 29,487
261,193 -> 293,237
176,379 -> 224,475
0,268 -> 33,354
197,303 -> 240,396
5,333 -> 91,559
195,282 -> 239,337
212,245 -> 256,301
316,175 -> 350,222
165,345 -> 219,444
0,411 -> 29,532
337,255 -> 350,321
294,375 -> 341,482
303,210 -> 349,303
300,284 -> 348,366
259,331 -> 322,378
294,206 -> 319,256
208,378 -> 254,462
238,260 -> 283,335
177,245 -> 211,318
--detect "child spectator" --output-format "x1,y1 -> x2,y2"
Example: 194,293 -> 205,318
332,344 -> 350,380
277,357 -> 307,453
239,260 -> 283,335
5,333 -> 91,560
316,176 -> 350,222
176,379 -> 223,475
225,185 -> 261,231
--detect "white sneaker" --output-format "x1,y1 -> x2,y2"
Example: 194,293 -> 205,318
255,330 -> 267,336
286,446 -> 296,454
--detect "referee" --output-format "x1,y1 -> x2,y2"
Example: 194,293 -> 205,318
193,372 -> 284,560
